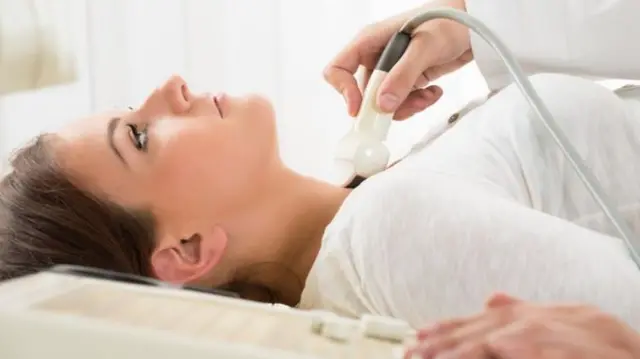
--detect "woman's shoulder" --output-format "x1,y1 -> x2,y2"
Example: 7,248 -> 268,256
299,173 -> 430,316
323,169 -> 441,255
325,168 -> 490,259
329,171 -> 423,233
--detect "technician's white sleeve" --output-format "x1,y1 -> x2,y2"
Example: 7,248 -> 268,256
464,0 -> 640,89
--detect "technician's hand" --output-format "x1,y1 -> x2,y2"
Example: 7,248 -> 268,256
405,293 -> 640,359
323,0 -> 472,120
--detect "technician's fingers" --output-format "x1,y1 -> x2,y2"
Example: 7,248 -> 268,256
486,340 -> 543,359
323,58 -> 363,117
422,50 -> 474,84
485,320 -> 599,359
323,24 -> 391,117
427,342 -> 489,359
355,67 -> 373,94
416,315 -> 471,341
411,319 -> 505,358
393,86 -> 442,120
377,31 -> 444,113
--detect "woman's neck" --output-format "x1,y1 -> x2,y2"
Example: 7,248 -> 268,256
223,166 -> 350,305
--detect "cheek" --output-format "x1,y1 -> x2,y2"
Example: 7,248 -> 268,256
149,149 -> 214,220
146,124 -> 226,218
149,120 -> 275,216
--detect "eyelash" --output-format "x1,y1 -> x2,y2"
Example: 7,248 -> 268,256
127,124 -> 148,152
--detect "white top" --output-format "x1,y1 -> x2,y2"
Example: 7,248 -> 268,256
298,0 -> 640,330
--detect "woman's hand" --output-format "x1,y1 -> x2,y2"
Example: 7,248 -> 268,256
406,293 -> 640,359
323,0 -> 472,120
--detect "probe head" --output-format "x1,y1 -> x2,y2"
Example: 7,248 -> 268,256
333,130 -> 390,181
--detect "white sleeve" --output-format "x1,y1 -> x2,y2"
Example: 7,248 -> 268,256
464,0 -> 640,90
349,175 -> 640,330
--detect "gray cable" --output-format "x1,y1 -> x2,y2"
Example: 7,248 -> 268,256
401,8 -> 640,267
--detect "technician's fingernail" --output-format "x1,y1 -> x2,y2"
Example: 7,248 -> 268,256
379,93 -> 398,112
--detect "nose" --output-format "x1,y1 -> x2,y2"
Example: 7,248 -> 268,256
159,75 -> 191,114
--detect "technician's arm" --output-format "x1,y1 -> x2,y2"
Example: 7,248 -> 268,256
465,0 -> 640,90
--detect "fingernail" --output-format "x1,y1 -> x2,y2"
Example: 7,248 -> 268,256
414,98 -> 430,109
424,89 -> 435,98
379,93 -> 398,112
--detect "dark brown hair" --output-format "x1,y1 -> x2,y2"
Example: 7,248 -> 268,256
0,135 -> 156,281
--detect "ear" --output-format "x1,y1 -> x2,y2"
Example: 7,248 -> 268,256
485,292 -> 521,308
150,225 -> 228,284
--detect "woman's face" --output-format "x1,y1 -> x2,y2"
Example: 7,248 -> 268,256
54,75 -> 281,281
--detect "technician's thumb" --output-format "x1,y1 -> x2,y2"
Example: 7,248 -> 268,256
377,35 -> 439,114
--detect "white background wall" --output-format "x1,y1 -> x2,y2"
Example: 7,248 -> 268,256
0,0 -> 489,180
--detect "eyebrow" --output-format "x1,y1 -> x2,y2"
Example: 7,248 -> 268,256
107,117 -> 127,166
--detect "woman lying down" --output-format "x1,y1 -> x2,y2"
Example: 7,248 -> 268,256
2,74 -> 640,332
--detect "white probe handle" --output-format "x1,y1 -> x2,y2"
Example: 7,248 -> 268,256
333,30 -> 412,183
354,69 -> 394,141
333,70 -> 394,180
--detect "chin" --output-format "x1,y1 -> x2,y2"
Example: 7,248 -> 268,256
247,93 -> 276,115
248,93 -> 278,131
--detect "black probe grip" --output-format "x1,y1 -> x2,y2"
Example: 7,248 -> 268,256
374,31 -> 412,72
